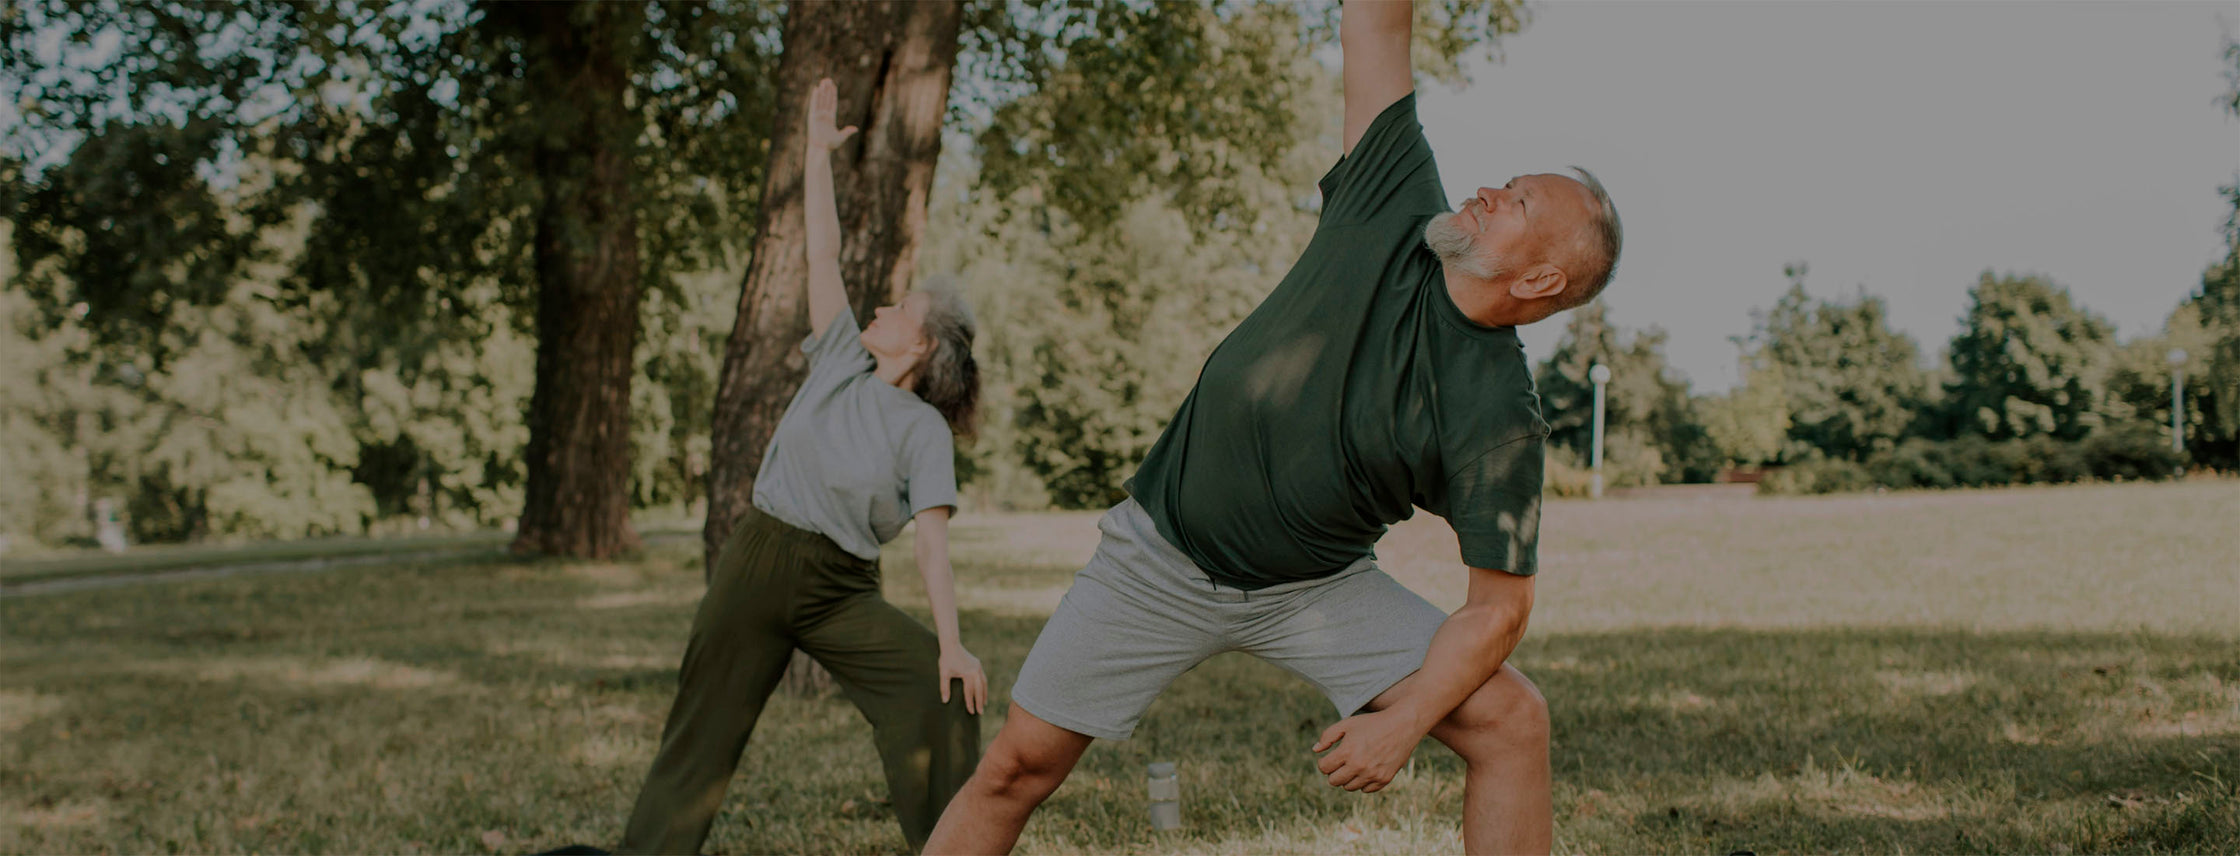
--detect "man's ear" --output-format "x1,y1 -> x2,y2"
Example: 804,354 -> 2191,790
1508,264 -> 1568,301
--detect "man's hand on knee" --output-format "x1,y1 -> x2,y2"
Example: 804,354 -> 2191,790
1312,709 -> 1426,793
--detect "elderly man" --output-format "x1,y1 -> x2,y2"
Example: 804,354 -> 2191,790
925,1 -> 1621,853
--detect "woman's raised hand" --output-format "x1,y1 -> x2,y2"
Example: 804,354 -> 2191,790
806,77 -> 858,153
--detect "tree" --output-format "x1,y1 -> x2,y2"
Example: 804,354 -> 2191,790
0,221 -> 385,543
1701,363 -> 1792,467
485,3 -> 654,557
1001,192 -> 1316,508
1534,302 -> 1707,486
4,0 -> 782,557
2182,186 -> 2240,468
2161,36 -> 2240,469
702,0 -> 1529,562
1741,265 -> 1928,461
630,267 -> 735,515
1943,272 -> 2119,441
0,228 -> 118,545
2104,304 -> 2230,469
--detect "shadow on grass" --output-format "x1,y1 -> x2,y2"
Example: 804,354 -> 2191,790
3,554 -> 2234,854
1522,627 -> 2239,854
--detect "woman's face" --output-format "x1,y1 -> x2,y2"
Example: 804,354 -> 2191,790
860,291 -> 933,368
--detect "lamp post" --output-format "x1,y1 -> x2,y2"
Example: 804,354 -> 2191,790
1589,363 -> 1611,499
2168,348 -> 2187,458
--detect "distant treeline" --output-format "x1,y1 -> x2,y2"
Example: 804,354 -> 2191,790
1531,262 -> 2236,498
8,168 -> 2236,548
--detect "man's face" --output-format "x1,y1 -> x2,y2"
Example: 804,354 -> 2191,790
1431,173 -> 1598,284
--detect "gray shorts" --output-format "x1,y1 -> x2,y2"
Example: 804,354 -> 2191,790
1009,498 -> 1448,741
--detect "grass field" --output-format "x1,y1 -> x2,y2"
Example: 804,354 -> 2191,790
3,480 -> 2236,854
0,525 -> 702,586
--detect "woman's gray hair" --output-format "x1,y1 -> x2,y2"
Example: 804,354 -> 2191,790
911,274 -> 981,438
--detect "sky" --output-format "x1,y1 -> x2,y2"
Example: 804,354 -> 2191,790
1415,0 -> 2240,393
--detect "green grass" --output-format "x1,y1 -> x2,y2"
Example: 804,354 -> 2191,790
0,531 -> 513,584
0,526 -> 702,586
3,480 -> 2236,854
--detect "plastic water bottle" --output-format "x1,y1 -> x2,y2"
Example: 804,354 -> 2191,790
1147,761 -> 1181,831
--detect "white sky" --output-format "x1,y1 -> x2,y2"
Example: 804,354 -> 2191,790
1417,0 -> 2240,392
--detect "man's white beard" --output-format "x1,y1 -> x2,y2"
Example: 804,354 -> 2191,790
1423,212 -> 1502,280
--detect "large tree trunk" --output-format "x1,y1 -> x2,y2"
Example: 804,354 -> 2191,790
504,4 -> 648,559
705,1 -> 963,694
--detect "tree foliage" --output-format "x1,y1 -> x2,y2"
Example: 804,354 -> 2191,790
1943,272 -> 2120,442
1738,265 -> 1929,461
1533,303 -> 1713,486
2157,36 -> 2240,468
962,0 -> 1523,236
1700,362 -> 1792,467
2180,187 -> 2240,467
5,0 -> 786,555
934,178 -> 1319,509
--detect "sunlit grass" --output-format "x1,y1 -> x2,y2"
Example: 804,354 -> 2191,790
3,480 -> 2235,853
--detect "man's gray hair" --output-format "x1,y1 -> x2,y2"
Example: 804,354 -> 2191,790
1562,165 -> 1624,309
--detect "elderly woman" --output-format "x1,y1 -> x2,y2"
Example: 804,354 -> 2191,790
619,77 -> 984,855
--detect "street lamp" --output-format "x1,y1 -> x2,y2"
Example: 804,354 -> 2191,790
1589,363 -> 1611,499
2168,348 -> 2187,458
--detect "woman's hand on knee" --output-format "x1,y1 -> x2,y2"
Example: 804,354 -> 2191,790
940,644 -> 987,714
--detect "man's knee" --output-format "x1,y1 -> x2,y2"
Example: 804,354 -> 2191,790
1440,666 -> 1549,756
969,741 -> 1069,803
965,711 -> 1085,804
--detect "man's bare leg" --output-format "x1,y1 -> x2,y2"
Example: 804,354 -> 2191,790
1367,664 -> 1552,855
922,703 -> 1094,855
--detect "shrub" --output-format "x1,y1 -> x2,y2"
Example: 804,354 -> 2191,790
1844,424 -> 2185,493
2080,422 -> 2185,480
1943,436 -> 2026,487
1602,429 -> 1671,489
2023,436 -> 2093,485
1866,439 -> 1956,489
1759,456 -> 1874,495
1543,445 -> 1595,498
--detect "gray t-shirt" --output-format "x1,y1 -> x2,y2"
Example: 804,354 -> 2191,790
752,311 -> 958,560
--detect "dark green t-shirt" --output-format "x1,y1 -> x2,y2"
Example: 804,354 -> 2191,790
1124,94 -> 1549,590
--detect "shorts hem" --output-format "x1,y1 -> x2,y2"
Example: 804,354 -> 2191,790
1333,664 -> 1424,719
1009,692 -> 1135,742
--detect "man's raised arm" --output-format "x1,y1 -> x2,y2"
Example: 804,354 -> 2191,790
1341,0 -> 1415,155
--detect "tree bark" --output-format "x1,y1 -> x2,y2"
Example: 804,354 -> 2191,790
503,4 -> 648,559
706,0 -> 963,567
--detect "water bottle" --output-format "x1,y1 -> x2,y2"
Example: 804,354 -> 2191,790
1147,761 -> 1181,831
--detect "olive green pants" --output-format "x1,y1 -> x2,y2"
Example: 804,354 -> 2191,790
620,507 -> 978,854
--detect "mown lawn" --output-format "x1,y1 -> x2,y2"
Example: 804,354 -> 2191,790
3,480 -> 2236,854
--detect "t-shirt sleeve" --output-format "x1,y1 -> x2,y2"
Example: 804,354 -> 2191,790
1437,433 -> 1546,576
901,415 -> 959,517
798,308 -> 875,396
1316,93 -> 1449,227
